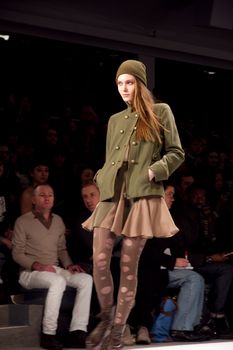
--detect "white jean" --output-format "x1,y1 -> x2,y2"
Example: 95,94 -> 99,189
19,266 -> 93,335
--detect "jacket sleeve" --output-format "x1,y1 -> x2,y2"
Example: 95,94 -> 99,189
149,103 -> 185,181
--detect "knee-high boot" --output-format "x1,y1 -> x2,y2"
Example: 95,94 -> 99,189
100,324 -> 126,350
86,306 -> 115,349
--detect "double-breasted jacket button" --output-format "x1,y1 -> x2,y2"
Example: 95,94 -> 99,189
120,129 -> 124,134
133,126 -> 137,130
124,115 -> 129,119
111,161 -> 115,165
130,159 -> 136,164
135,113 -> 138,117
115,146 -> 120,150
132,141 -> 137,145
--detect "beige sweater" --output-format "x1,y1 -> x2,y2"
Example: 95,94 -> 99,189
12,212 -> 72,270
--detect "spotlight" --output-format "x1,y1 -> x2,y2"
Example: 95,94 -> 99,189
0,35 -> 10,40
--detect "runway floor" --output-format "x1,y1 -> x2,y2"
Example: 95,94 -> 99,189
5,339 -> 233,350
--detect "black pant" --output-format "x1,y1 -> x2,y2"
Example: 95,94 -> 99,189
196,262 -> 233,313
127,266 -> 168,330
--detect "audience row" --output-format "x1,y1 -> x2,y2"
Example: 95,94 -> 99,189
1,93 -> 233,348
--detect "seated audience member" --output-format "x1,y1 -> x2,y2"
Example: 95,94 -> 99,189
67,180 -> 100,274
218,191 -> 233,330
67,180 -> 121,314
183,136 -> 207,174
12,184 -> 93,350
0,145 -> 21,218
36,126 -> 61,165
71,167 -> 95,215
172,183 -> 233,339
0,158 -> 20,300
125,182 -> 208,345
20,157 -> 49,214
48,147 -> 76,227
67,180 -> 101,318
78,104 -> 105,170
162,184 -> 207,342
171,171 -> 195,209
80,167 -> 94,184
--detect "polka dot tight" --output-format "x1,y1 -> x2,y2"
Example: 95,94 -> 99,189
93,227 -> 146,325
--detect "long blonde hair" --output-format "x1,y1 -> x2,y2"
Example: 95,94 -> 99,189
132,79 -> 164,143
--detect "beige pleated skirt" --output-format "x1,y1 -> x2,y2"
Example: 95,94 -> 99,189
82,163 -> 179,239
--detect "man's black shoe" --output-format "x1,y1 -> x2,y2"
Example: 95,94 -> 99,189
207,316 -> 233,339
69,329 -> 87,348
171,330 -> 210,342
40,333 -> 63,350
195,323 -> 217,338
216,329 -> 233,340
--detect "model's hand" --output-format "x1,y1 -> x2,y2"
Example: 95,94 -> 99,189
67,264 -> 85,274
148,168 -> 155,181
175,258 -> 189,267
31,261 -> 56,272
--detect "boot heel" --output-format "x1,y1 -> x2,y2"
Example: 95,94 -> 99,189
100,324 -> 125,350
86,306 -> 115,348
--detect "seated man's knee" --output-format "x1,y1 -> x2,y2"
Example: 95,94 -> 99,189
50,274 -> 66,291
70,272 -> 93,291
85,273 -> 93,286
79,273 -> 93,288
187,271 -> 205,288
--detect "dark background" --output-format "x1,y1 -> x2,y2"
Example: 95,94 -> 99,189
1,33 -> 232,131
0,0 -> 233,134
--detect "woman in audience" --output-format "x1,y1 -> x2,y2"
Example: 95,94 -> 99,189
20,157 -> 49,214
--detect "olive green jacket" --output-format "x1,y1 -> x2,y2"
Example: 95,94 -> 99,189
95,103 -> 185,201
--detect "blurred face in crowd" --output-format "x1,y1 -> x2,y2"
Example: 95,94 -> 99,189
80,168 -> 94,183
0,145 -> 10,163
81,184 -> 100,212
31,165 -> 49,185
189,137 -> 206,155
180,175 -> 194,192
215,172 -> 224,191
164,185 -> 175,209
207,151 -> 219,167
53,153 -> 65,168
0,161 -> 4,177
191,188 -> 206,209
117,74 -> 136,104
46,128 -> 58,145
32,184 -> 54,212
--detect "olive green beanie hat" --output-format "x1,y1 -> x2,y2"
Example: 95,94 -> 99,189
116,59 -> 147,86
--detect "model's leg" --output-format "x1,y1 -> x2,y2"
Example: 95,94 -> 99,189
92,227 -> 116,307
115,236 -> 146,324
86,227 -> 116,348
102,236 -> 146,349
